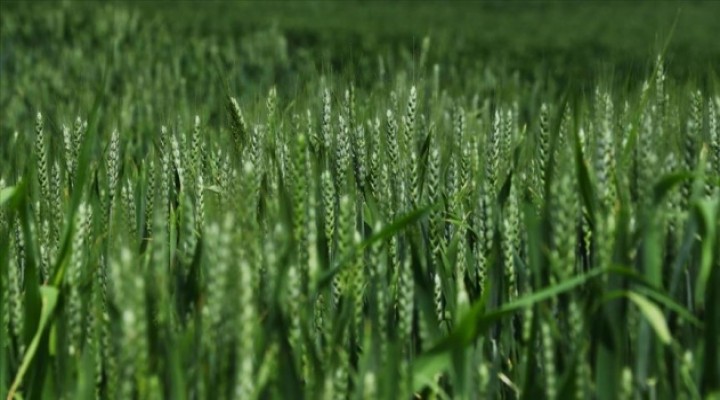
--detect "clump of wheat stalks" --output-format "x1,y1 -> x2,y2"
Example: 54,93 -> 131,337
1,54 -> 719,400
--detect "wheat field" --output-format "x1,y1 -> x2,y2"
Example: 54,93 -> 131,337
1,3 -> 719,400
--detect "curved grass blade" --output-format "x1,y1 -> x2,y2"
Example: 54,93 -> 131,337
653,171 -> 694,206
0,185 -> 17,207
315,203 -> 434,291
7,286 -> 59,400
0,179 -> 27,211
411,267 -> 606,394
626,292 -> 672,345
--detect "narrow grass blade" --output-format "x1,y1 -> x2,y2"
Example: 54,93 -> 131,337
7,286 -> 59,400
627,292 -> 672,345
411,267 -> 606,394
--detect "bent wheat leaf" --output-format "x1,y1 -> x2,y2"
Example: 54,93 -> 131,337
627,292 -> 672,345
411,267 -> 606,394
0,185 -> 16,207
7,286 -> 59,400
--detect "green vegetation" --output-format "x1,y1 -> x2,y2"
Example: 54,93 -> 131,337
1,2 -> 719,399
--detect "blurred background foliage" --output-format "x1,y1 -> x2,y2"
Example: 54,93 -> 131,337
1,1 -> 718,169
